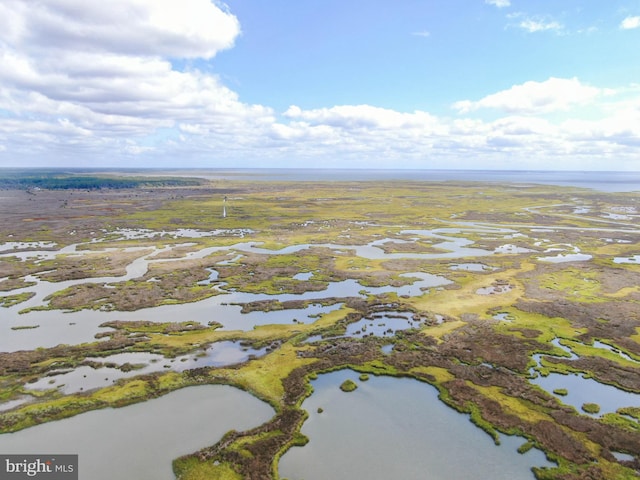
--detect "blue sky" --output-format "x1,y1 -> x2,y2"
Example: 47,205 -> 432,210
214,1 -> 637,113
0,0 -> 639,170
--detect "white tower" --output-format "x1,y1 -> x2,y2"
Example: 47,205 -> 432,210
223,195 -> 227,218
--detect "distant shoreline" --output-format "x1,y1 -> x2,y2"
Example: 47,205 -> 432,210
0,167 -> 639,192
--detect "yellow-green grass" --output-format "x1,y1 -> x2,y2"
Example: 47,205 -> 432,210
493,308 -> 587,346
213,343 -> 316,407
559,339 -> 640,368
421,320 -> 467,343
415,263 -> 533,316
140,306 -> 355,352
471,384 -> 554,425
173,457 -> 242,480
0,292 -> 35,307
537,268 -> 608,303
0,372 -> 190,433
409,365 -> 456,383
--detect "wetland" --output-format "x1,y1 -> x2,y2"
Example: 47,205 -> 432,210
0,170 -> 639,479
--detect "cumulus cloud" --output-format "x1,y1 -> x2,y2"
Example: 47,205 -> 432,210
283,105 -> 440,131
0,0 -> 240,58
620,16 -> 640,30
0,2 -> 638,170
485,0 -> 511,8
452,77 -> 604,114
0,0 -> 278,163
518,17 -> 563,33
268,86 -> 640,170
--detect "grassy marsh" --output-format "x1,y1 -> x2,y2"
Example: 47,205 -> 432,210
1,178 -> 639,479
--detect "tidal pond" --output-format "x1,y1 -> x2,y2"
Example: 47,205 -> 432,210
531,344 -> 640,416
0,385 -> 274,480
530,369 -> 640,416
279,371 -> 553,480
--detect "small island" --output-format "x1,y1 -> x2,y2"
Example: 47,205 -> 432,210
340,379 -> 358,392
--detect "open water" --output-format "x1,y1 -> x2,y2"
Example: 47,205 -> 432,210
173,168 -> 640,192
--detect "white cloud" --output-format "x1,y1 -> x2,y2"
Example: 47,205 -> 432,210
0,2 -> 638,170
620,16 -> 640,30
518,18 -> 563,33
0,0 -> 240,59
453,77 -> 604,114
411,31 -> 431,37
283,104 -> 441,131
0,0 -> 275,162
485,0 -> 510,8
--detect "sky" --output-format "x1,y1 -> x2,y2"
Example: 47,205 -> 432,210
0,0 -> 639,171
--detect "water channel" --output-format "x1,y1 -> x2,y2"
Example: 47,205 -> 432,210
279,370 -> 554,480
0,227 -> 507,352
0,385 -> 274,480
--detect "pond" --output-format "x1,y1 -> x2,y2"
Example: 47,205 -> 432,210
0,385 -> 274,480
613,255 -> 640,264
530,343 -> 640,416
279,371 -> 553,480
530,370 -> 640,416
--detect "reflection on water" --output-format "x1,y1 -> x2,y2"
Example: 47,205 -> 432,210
0,385 -> 274,480
279,371 -> 553,480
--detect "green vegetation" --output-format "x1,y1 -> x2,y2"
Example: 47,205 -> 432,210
339,379 -> 358,392
173,457 -> 242,480
1,178 -> 640,480
0,292 -> 36,308
0,169 -> 203,190
518,441 -> 535,454
581,403 -> 601,414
